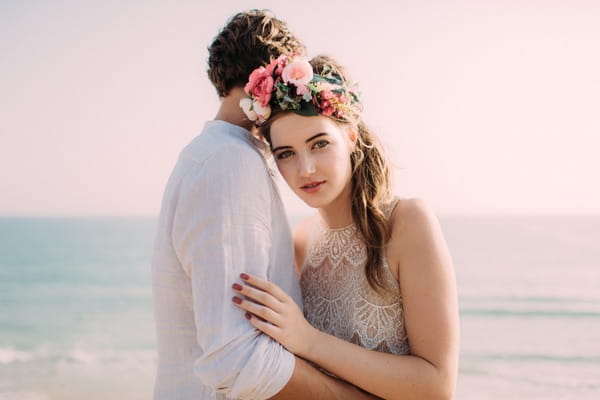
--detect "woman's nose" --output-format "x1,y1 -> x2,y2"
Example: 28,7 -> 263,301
298,155 -> 316,177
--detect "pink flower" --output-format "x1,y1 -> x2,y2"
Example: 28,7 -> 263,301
320,89 -> 334,100
244,66 -> 264,93
322,106 -> 334,116
244,66 -> 274,106
272,55 -> 288,76
255,75 -> 274,106
282,59 -> 313,86
318,97 -> 335,116
296,84 -> 312,101
264,56 -> 281,76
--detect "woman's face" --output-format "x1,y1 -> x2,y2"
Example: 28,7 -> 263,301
269,113 -> 355,209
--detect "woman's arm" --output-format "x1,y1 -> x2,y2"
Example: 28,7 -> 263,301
233,199 -> 458,400
270,356 -> 382,400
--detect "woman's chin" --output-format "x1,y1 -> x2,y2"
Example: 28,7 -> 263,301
295,193 -> 326,209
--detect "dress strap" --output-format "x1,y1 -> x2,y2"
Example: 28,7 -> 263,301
381,196 -> 400,221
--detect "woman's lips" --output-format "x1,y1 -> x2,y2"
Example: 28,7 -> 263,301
300,180 -> 326,193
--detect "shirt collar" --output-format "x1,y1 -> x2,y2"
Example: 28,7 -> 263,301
205,119 -> 270,154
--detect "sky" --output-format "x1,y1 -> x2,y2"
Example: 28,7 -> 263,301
1,0 -> 599,216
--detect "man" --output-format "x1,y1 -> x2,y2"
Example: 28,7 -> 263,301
151,10 -> 375,400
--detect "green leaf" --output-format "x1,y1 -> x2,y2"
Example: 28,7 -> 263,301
294,101 -> 319,116
307,83 -> 319,91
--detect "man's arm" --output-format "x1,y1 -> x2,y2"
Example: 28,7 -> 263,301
270,356 -> 380,400
173,153 -> 288,399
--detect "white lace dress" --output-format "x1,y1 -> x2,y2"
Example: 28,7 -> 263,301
299,199 -> 410,355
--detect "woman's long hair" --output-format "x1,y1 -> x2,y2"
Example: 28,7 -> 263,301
260,55 -> 394,293
348,119 -> 393,293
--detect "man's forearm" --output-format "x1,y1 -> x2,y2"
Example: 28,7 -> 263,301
269,356 -> 380,400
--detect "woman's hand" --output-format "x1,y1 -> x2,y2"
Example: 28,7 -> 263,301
232,273 -> 317,357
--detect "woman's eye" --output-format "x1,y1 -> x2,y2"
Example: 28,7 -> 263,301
313,140 -> 329,149
277,150 -> 294,160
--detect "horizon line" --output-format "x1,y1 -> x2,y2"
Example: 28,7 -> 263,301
2,212 -> 600,219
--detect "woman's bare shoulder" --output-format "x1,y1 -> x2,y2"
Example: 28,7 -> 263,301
390,197 -> 437,231
387,197 -> 446,269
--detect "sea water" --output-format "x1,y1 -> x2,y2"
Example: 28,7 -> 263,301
0,216 -> 598,399
0,217 -> 156,399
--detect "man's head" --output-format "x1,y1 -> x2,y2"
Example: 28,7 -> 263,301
207,9 -> 305,98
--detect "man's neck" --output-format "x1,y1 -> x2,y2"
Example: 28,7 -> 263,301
214,87 -> 254,131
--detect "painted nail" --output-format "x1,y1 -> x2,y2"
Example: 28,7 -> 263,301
245,312 -> 252,320
232,296 -> 242,304
232,283 -> 242,291
240,273 -> 249,280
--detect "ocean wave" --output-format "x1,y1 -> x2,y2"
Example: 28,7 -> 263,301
460,354 -> 600,391
0,347 -> 33,364
460,295 -> 600,304
459,294 -> 600,319
463,353 -> 600,364
0,346 -> 156,366
460,308 -> 600,318
0,392 -> 48,400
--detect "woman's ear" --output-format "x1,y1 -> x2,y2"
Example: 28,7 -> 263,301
344,128 -> 358,154
346,128 -> 358,145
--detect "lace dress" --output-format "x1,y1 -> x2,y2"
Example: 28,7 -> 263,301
299,199 -> 410,355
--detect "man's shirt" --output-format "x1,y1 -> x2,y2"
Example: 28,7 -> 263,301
152,120 -> 301,399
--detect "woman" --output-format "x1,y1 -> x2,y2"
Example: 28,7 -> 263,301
232,54 -> 459,400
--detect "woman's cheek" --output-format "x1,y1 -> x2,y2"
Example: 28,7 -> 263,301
276,162 -> 294,186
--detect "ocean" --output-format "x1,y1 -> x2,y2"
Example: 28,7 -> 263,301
0,215 -> 598,399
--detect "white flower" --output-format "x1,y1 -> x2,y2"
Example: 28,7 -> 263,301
239,97 -> 258,121
253,100 -> 271,122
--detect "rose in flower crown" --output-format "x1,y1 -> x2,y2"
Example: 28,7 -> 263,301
240,54 -> 361,126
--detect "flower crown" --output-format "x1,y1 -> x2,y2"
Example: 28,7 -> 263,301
240,55 -> 361,126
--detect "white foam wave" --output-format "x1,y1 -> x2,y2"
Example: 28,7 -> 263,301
0,346 -> 155,366
61,347 -> 156,366
0,392 -> 48,400
0,347 -> 34,364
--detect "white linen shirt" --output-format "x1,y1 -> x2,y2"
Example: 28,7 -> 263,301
151,120 -> 301,400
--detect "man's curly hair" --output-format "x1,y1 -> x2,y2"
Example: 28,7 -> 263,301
207,9 -> 305,97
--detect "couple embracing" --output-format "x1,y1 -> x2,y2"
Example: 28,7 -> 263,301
151,9 -> 458,400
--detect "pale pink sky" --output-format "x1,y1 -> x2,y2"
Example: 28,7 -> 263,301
2,0 -> 599,216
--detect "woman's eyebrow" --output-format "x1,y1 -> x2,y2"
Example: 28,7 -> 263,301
271,145 -> 292,153
306,132 -> 327,143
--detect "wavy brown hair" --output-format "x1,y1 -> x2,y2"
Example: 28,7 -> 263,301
259,55 -> 394,293
207,9 -> 305,97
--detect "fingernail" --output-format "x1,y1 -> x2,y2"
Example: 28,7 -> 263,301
232,283 -> 242,290
240,273 -> 249,280
232,296 -> 242,304
245,312 -> 252,320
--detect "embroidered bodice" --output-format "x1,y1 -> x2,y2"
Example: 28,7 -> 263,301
299,199 -> 410,355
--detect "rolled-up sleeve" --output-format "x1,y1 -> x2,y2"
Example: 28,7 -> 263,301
171,150 -> 295,399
